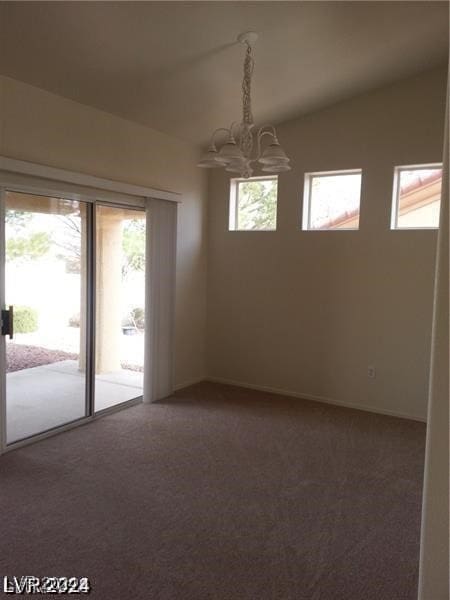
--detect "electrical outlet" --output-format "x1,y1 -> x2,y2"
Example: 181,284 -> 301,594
368,365 -> 376,379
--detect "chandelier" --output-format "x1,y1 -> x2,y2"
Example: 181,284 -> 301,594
197,32 -> 291,178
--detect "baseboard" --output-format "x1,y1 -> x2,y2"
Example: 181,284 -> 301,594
173,377 -> 207,392
205,376 -> 427,423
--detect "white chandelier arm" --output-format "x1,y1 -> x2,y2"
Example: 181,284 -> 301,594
257,125 -> 277,140
236,128 -> 277,166
229,121 -> 242,141
255,127 -> 277,160
209,127 -> 233,149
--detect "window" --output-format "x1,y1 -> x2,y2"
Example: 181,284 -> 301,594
229,176 -> 278,231
391,164 -> 442,229
302,170 -> 362,230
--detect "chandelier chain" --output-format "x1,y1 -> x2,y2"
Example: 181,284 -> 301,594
240,43 -> 255,165
242,43 -> 254,126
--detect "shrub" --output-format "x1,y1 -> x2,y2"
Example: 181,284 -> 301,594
68,313 -> 80,328
14,306 -> 38,334
131,307 -> 145,329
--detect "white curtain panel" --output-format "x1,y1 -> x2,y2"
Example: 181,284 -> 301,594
143,198 -> 177,403
418,86 -> 449,599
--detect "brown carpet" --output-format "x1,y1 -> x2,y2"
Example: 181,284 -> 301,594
0,382 -> 425,599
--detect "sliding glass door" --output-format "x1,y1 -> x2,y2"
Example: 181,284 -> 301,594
3,192 -> 89,443
94,205 -> 145,412
0,191 -> 146,446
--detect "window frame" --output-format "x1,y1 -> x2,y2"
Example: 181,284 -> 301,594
229,175 -> 278,232
302,168 -> 363,231
390,163 -> 443,231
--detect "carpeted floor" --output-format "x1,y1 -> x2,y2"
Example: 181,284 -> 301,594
0,382 -> 426,599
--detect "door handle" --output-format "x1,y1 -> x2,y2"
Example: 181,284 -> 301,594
1,306 -> 13,339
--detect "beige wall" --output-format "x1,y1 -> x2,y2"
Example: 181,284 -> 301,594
0,75 -> 207,388
207,66 -> 447,421
0,66 -> 446,417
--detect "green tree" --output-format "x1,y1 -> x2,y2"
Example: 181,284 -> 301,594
238,180 -> 277,229
5,210 -> 32,230
6,209 -> 51,263
56,214 -> 82,273
6,231 -> 51,262
122,219 -> 145,277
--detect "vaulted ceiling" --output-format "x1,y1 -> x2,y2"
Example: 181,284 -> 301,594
0,1 -> 448,146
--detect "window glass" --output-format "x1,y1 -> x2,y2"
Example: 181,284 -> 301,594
229,177 -> 278,231
304,171 -> 362,230
393,166 -> 442,229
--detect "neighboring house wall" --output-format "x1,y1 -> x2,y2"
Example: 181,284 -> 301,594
0,75 -> 207,388
207,66 -> 447,420
398,202 -> 440,228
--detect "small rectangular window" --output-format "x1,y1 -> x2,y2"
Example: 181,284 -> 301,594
391,164 -> 442,229
229,176 -> 278,231
302,170 -> 362,230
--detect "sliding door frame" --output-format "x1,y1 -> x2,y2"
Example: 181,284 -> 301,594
0,189 -> 95,451
0,178 -> 152,454
0,188 -> 6,452
86,201 -> 95,420
93,201 -> 147,417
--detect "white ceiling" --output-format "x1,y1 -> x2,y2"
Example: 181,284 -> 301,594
0,2 -> 448,146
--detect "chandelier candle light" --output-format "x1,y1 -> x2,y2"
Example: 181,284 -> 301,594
197,32 -> 291,178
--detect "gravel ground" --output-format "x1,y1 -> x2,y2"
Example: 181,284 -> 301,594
6,343 -> 143,373
7,343 -> 78,373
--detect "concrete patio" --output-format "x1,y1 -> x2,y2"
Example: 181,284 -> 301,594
7,360 -> 143,443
